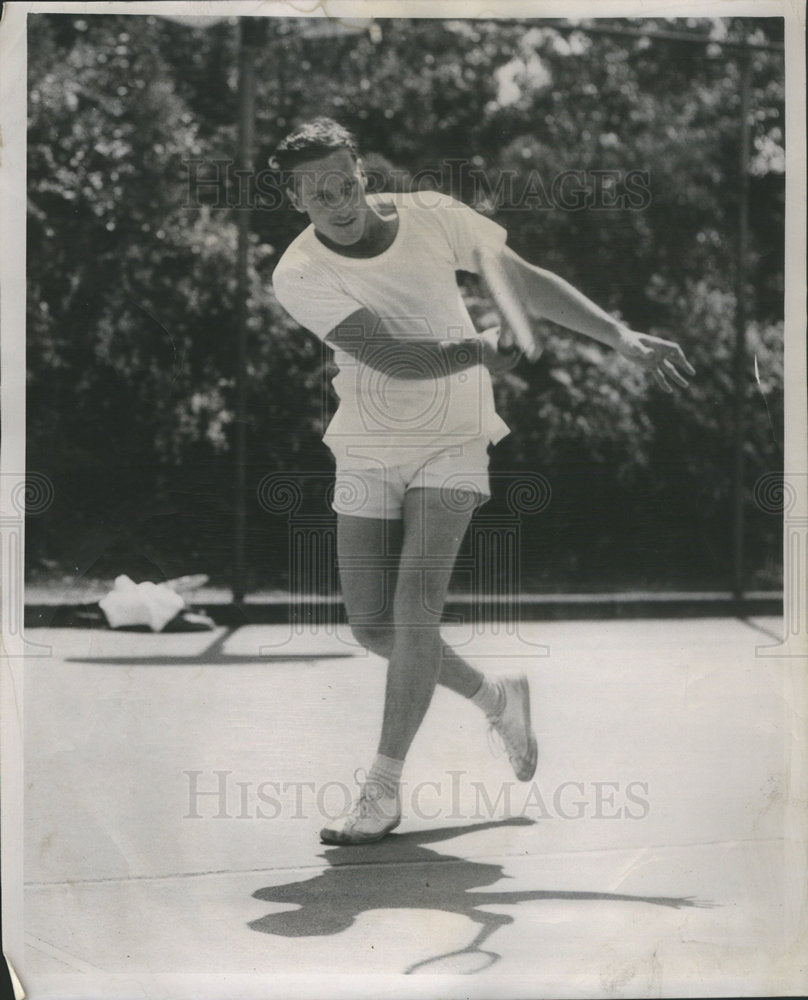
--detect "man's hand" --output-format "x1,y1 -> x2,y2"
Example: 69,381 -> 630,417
614,329 -> 696,393
479,326 -> 523,375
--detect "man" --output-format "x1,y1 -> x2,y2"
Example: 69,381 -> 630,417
271,117 -> 693,845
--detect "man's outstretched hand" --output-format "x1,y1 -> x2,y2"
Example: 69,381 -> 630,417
615,329 -> 696,393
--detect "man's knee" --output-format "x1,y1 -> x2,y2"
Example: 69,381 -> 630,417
350,622 -> 394,658
391,621 -> 442,658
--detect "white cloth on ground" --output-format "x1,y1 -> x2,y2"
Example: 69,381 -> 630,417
98,574 -> 186,632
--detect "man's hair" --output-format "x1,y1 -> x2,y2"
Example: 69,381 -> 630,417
271,117 -> 359,174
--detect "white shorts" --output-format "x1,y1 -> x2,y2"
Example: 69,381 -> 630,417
331,438 -> 492,520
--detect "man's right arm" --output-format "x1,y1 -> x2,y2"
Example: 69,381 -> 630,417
325,307 -> 492,380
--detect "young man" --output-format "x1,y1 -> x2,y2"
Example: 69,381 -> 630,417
271,118 -> 694,845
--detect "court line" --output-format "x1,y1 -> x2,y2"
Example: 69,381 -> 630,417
64,654 -> 356,665
25,933 -> 105,973
24,835 -> 783,888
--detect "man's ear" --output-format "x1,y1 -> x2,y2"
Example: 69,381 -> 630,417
286,183 -> 305,213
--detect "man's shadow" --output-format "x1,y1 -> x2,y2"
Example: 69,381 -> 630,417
249,818 -> 711,974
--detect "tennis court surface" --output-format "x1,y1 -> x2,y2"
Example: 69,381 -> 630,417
19,615 -> 806,997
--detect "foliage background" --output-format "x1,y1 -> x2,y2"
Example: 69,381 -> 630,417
25,14 -> 785,594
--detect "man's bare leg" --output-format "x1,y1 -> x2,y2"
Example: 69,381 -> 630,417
336,507 -> 484,698
321,488 -> 536,844
375,487 -> 475,760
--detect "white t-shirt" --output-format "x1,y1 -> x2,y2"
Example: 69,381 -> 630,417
272,191 -> 511,466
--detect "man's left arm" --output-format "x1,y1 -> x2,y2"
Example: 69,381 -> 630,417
497,246 -> 695,393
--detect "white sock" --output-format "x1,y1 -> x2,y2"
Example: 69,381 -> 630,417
471,677 -> 504,719
367,754 -> 403,796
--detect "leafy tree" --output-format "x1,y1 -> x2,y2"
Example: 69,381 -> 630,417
26,14 -> 784,591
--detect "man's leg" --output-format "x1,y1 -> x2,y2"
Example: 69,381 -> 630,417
323,489 -> 537,844
321,488 -> 475,845
336,500 -> 537,776
337,510 -> 485,697
376,486 -> 475,761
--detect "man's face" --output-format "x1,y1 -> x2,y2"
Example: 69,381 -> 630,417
287,149 -> 369,246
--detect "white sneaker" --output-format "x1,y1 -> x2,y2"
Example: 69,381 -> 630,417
320,781 -> 401,845
488,675 -> 538,781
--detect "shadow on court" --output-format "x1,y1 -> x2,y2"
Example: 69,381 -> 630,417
64,627 -> 356,665
249,818 -> 712,975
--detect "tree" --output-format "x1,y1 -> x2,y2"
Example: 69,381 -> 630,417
26,14 -> 784,590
